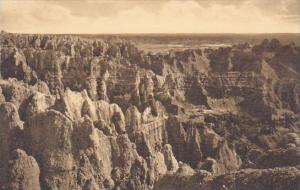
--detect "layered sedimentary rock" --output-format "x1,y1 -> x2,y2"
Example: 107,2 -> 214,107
166,115 -> 242,175
154,166 -> 300,190
0,32 -> 299,190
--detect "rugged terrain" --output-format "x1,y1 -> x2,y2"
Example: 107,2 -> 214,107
0,31 -> 299,190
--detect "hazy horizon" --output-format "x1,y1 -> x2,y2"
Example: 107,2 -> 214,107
0,0 -> 299,34
2,31 -> 300,35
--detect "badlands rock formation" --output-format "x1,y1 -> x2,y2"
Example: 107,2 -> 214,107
0,32 -> 299,190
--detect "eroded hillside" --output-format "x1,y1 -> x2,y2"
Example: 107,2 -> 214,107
0,32 -> 299,190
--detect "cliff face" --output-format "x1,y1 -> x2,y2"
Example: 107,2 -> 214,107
154,166 -> 300,190
0,33 -> 299,190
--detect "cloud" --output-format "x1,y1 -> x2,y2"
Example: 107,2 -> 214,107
0,0 -> 299,33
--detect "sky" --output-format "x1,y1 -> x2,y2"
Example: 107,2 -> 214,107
0,0 -> 299,33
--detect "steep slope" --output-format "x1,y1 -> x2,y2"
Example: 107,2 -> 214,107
0,32 -> 299,190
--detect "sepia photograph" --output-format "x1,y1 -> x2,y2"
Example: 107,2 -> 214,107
0,0 -> 299,190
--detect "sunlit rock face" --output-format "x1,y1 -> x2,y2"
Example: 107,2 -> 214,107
0,33 -> 299,190
6,149 -> 41,190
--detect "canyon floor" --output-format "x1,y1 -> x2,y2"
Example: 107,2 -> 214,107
0,32 -> 299,190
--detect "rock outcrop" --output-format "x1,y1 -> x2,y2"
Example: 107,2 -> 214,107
154,166 -> 300,190
0,32 -> 299,190
6,149 -> 40,190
